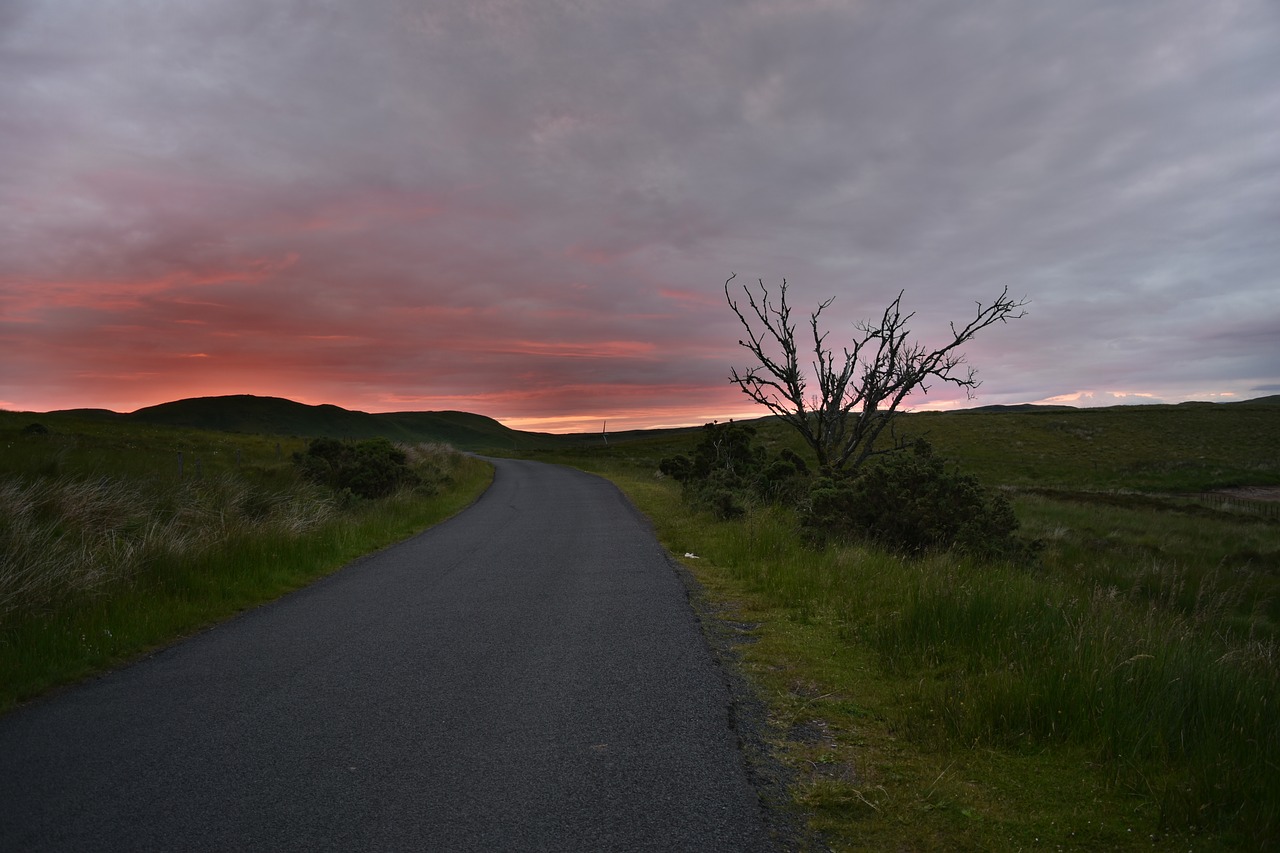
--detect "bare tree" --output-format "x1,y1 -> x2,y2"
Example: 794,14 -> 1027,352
725,274 -> 1028,476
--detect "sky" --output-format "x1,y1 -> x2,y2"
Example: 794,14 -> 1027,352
2,0 -> 1278,433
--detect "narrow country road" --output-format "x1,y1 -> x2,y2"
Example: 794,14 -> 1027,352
0,459 -> 779,852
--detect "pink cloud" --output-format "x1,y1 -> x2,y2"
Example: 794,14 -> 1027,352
488,340 -> 657,359
3,0 -> 1278,430
659,287 -> 721,307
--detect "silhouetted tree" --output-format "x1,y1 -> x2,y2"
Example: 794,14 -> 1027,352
725,274 -> 1027,475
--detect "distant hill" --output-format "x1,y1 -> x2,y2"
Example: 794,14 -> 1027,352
112,395 -> 558,450
45,394 -> 700,451
33,391 -> 1277,452
963,403 -> 1078,413
47,408 -> 127,420
130,396 -> 387,436
966,395 -> 1280,413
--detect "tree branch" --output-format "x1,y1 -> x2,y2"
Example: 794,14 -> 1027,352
726,275 -> 1029,476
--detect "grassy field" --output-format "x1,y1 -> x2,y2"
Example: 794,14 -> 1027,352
4,399 -> 1276,847
0,410 -> 492,712
537,400 -> 1280,851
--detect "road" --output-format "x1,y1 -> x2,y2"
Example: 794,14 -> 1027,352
0,458 -> 779,851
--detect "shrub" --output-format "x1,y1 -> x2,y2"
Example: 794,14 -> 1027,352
293,437 -> 419,500
803,439 -> 1029,559
660,422 -> 806,519
758,448 -> 810,504
657,453 -> 694,483
661,421 -> 765,483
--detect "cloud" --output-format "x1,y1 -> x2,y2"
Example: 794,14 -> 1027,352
1,0 -> 1278,426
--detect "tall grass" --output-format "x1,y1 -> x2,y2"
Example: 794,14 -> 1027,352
0,474 -> 336,619
1015,492 -> 1280,638
597,468 -> 1279,849
0,436 -> 492,711
870,558 -> 1278,839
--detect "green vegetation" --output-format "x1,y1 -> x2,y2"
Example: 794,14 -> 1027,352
802,438 -> 1026,559
539,399 -> 1280,850
0,410 -> 491,712
658,420 -> 810,519
659,421 -> 1031,558
5,394 -> 1277,847
294,436 -> 422,500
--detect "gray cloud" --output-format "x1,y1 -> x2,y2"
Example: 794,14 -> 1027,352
2,0 -> 1277,424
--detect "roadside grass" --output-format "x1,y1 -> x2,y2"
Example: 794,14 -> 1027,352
596,471 -> 1279,850
0,415 -> 492,712
545,401 -> 1279,850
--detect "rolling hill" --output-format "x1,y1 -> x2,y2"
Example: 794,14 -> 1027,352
23,391 -> 1278,460
44,394 -> 696,451
110,395 -> 562,450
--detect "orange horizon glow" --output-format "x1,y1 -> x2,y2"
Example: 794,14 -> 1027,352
0,376 -> 768,432
4,380 -> 1259,436
0,386 -> 769,435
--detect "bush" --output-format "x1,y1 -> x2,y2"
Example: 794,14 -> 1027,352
661,421 -> 765,483
664,427 -> 1030,557
293,437 -> 419,500
758,448 -> 809,504
803,439 -> 1029,559
660,422 -> 806,519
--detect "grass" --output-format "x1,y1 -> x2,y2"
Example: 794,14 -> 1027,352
5,399 -> 1276,846
903,402 -> 1280,492
543,401 -> 1280,850
0,413 -> 492,712
1015,492 -> 1280,640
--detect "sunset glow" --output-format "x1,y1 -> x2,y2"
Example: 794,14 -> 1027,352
2,2 -> 1277,431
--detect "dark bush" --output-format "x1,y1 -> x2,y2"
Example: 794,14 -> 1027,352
664,426 -> 1032,558
803,439 -> 1027,559
661,421 -> 810,519
658,454 -> 694,482
758,448 -> 810,504
293,437 -> 418,500
661,421 -> 766,483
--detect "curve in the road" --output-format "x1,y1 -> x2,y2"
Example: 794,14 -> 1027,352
0,458 -> 779,852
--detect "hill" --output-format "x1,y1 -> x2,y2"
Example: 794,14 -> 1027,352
964,403 -> 1077,413
116,395 -> 556,451
24,391 -> 1277,462
1234,393 -> 1280,406
40,395 -> 697,451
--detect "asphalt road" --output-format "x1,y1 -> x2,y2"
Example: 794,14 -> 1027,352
0,458 -> 778,852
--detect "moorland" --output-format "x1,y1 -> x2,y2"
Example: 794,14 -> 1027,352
2,393 -> 1277,850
